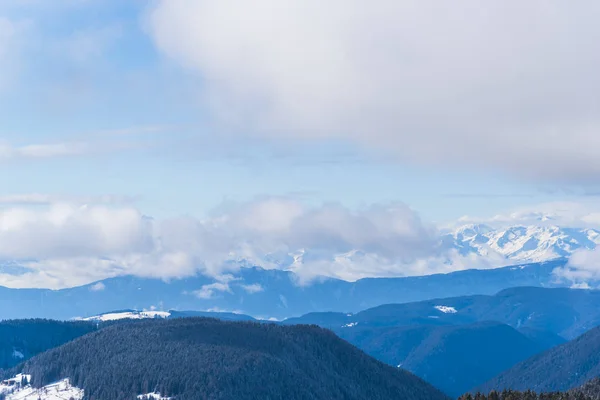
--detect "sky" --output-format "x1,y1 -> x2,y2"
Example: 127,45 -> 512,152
1,0 -> 600,288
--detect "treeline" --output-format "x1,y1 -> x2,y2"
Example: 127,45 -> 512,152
0,319 -> 97,369
12,318 -> 448,400
460,389 -> 596,400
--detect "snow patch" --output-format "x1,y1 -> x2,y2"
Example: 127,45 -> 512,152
341,322 -> 358,328
12,349 -> 24,359
78,310 -> 171,322
434,305 -> 457,314
1,376 -> 83,400
137,393 -> 172,400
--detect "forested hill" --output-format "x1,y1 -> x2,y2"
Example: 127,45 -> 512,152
0,319 -> 97,369
478,325 -> 600,393
11,318 -> 449,400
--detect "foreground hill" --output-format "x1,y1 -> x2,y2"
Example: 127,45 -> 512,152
333,322 -> 559,397
478,325 -> 600,393
0,259 -> 572,320
10,318 -> 449,400
0,320 -> 96,369
286,286 -> 600,339
572,378 -> 600,399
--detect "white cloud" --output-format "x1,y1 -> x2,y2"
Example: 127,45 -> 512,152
453,202 -> 600,230
194,282 -> 232,299
0,198 -> 440,288
9,197 -> 599,289
0,204 -> 153,260
240,283 -> 264,294
147,0 -> 600,182
0,142 -> 89,160
552,248 -> 600,288
89,282 -> 105,292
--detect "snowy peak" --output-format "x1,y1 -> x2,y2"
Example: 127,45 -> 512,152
445,224 -> 600,262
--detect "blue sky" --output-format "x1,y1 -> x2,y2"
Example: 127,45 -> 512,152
1,0 -> 594,223
1,1 -> 600,288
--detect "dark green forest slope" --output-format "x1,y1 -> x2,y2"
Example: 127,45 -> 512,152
10,318 -> 449,400
478,325 -> 600,393
460,378 -> 600,399
0,319 -> 96,369
336,321 -> 559,397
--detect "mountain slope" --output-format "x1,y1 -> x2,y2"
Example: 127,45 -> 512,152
286,286 -> 600,339
0,320 -> 96,369
11,318 -> 450,400
478,325 -> 600,393
329,322 -> 556,397
0,259 -> 572,320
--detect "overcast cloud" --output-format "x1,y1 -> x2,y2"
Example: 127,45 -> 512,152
147,0 -> 600,182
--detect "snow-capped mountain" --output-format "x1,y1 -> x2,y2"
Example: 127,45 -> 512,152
443,224 -> 600,262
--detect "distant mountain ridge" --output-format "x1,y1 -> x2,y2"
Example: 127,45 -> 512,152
284,286 -> 600,339
0,259 -> 576,320
443,224 -> 600,262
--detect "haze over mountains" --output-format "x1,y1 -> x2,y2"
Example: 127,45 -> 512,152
0,258 -> 582,321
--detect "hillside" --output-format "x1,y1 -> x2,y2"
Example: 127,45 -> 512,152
571,378 -> 600,399
9,318 -> 449,400
335,321 -> 556,397
0,320 -> 96,369
478,325 -> 600,393
286,286 -> 600,339
0,259 -> 572,320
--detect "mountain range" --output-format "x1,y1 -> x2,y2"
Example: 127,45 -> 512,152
0,258 -> 579,320
283,286 -> 600,396
284,286 -> 600,340
238,223 -> 600,269
442,224 -> 600,262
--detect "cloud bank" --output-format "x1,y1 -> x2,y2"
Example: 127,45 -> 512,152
147,0 -> 600,182
1,198 -> 598,289
0,198 -> 453,288
454,202 -> 600,230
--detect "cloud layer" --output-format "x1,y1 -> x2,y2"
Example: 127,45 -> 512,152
0,199 -> 444,288
1,197 -> 598,289
147,0 -> 600,182
454,202 -> 600,230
